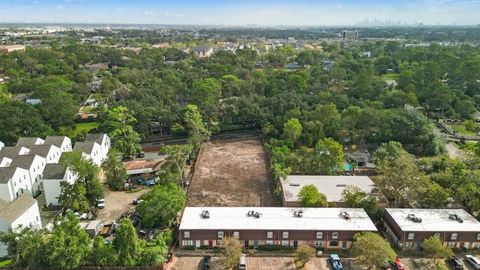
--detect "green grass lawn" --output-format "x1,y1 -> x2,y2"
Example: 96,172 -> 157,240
451,124 -> 477,136
0,259 -> 13,267
381,73 -> 399,80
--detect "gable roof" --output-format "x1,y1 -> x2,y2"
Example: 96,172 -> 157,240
44,136 -> 68,148
73,141 -> 97,154
0,146 -> 24,158
27,145 -> 56,158
9,155 -> 39,170
16,137 -> 43,147
85,134 -> 105,145
0,167 -> 18,183
43,164 -> 67,180
0,193 -> 37,222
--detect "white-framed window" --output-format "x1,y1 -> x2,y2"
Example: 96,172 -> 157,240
266,240 -> 274,245
281,240 -> 289,246
434,233 -> 441,238
477,233 -> 480,241
451,233 -> 458,240
282,231 -> 289,239
316,241 -> 323,247
332,232 -> 339,239
233,231 -> 240,239
408,233 -> 415,240
183,240 -> 194,246
184,231 -> 190,239
267,231 -> 273,239
316,232 -> 323,239
218,231 -> 224,239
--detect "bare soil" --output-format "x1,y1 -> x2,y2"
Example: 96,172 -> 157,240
96,187 -> 150,222
187,138 -> 275,207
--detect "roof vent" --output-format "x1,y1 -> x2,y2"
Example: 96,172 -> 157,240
449,214 -> 464,223
289,183 -> 300,187
407,214 -> 422,223
336,184 -> 347,187
340,211 -> 351,220
294,210 -> 304,218
201,210 -> 210,219
253,212 -> 262,218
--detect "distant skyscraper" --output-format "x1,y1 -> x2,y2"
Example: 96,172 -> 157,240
341,30 -> 359,40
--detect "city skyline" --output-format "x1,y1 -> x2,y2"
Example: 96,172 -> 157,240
2,0 -> 480,26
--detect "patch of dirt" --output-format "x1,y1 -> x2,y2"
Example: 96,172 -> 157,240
96,187 -> 150,222
187,138 -> 275,207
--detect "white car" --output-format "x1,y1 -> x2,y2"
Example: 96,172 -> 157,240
466,255 -> 480,270
239,254 -> 247,270
97,198 -> 106,209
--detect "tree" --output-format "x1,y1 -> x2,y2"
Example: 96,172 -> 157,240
136,183 -> 186,228
46,213 -> 91,269
298,184 -> 328,207
221,237 -> 242,270
102,149 -> 128,191
351,232 -> 397,270
283,118 -> 302,148
189,78 -> 222,118
342,186 -> 377,216
184,104 -> 211,153
161,144 -> 193,187
314,137 -> 344,175
58,181 -> 90,212
114,219 -> 140,266
294,245 -> 316,268
60,152 -> 104,207
424,236 -> 453,268
89,236 -> 117,266
0,228 -> 47,268
99,106 -> 141,159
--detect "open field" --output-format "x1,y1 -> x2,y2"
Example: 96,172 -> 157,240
187,138 -> 275,207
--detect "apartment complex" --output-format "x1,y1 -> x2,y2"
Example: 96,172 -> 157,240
179,207 -> 377,250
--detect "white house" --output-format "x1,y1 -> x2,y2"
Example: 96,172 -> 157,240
0,141 -> 4,151
0,194 -> 42,256
84,134 -> 110,163
44,136 -> 73,153
10,155 -> 46,196
26,144 -> 62,164
73,141 -> 103,166
42,164 -> 77,206
192,46 -> 214,58
0,167 -> 32,202
15,137 -> 45,147
0,157 -> 12,168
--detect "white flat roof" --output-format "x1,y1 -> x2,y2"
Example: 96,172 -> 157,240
180,207 -> 377,231
280,175 -> 376,203
386,208 -> 480,232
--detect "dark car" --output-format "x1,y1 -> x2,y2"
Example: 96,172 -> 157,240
137,152 -> 145,158
202,255 -> 211,270
446,257 -> 464,270
328,254 -> 343,270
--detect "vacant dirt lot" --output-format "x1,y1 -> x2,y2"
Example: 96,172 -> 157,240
96,188 -> 150,222
187,138 -> 275,207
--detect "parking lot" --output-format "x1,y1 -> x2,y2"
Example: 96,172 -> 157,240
168,256 -> 298,270
96,187 -> 150,222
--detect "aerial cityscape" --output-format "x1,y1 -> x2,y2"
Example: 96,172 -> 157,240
2,0 -> 480,269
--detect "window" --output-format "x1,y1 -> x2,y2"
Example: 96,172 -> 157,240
267,231 -> 273,239
330,241 -> 339,247
183,240 -> 194,246
184,231 -> 190,239
407,233 -> 415,240
332,232 -> 339,239
316,232 -> 323,239
266,240 -> 274,245
451,233 -> 458,240
281,240 -> 289,246
434,233 -> 441,238
282,231 -> 289,239
316,241 -> 323,247
477,233 -> 480,241
218,231 -> 224,239
233,231 -> 240,239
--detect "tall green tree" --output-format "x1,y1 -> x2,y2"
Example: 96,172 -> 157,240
89,236 -> 117,266
314,137 -> 344,175
298,184 -> 328,207
114,219 -> 140,266
221,237 -> 243,270
161,144 -> 193,187
102,149 -> 128,191
283,118 -> 302,148
184,104 -> 211,153
352,232 -> 397,270
423,236 -> 453,268
136,183 -> 186,228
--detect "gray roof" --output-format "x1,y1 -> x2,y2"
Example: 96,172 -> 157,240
84,134 -> 104,145
0,167 -> 18,183
0,193 -> 37,222
43,164 -> 67,180
73,141 -> 96,154
0,146 -> 23,158
16,137 -> 42,147
9,155 -> 37,170
44,136 -> 68,148
26,145 -> 54,158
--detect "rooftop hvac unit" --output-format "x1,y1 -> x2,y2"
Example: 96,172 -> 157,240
340,211 -> 351,220
201,210 -> 210,219
449,214 -> 464,223
247,210 -> 255,217
294,210 -> 304,218
407,214 -> 422,223
253,212 -> 261,218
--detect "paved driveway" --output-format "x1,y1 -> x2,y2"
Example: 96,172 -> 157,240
247,257 -> 296,270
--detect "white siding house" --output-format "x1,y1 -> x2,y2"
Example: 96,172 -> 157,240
26,145 -> 62,164
42,164 -> 77,206
84,134 -> 110,163
44,136 -> 73,153
15,137 -> 45,147
0,142 -> 4,151
0,194 -> 42,256
0,167 -> 32,202
10,155 -> 46,196
74,141 -> 103,166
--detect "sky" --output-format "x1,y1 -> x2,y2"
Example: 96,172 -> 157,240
1,0 -> 480,26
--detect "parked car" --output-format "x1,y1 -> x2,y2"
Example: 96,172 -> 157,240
97,198 -> 105,209
238,254 -> 247,270
132,199 -> 144,205
328,254 -> 343,270
145,179 -> 156,186
137,152 -> 145,158
74,212 -> 88,220
446,257 -> 464,270
202,255 -> 211,270
466,255 -> 480,269
390,258 -> 405,270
